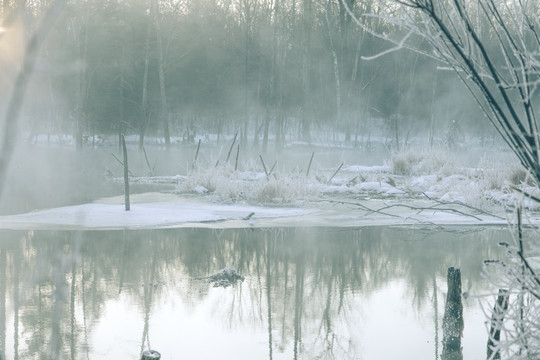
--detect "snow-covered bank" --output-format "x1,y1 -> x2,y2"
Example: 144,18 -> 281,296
0,192 -> 522,230
0,193 -> 316,230
0,146 -> 536,230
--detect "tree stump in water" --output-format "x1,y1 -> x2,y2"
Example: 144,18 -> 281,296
442,267 -> 464,360
141,349 -> 161,360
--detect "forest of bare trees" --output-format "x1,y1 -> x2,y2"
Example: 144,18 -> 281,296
0,0 -> 488,152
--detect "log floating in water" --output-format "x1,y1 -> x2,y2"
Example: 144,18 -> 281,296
141,349 -> 161,360
441,267 -> 463,360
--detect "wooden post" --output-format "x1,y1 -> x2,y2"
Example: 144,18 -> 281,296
121,134 -> 130,211
487,289 -> 509,360
235,143 -> 240,171
441,267 -> 463,360
306,151 -> 314,177
141,349 -> 161,360
192,138 -> 201,171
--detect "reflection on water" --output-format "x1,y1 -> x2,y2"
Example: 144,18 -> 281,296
0,227 -> 509,359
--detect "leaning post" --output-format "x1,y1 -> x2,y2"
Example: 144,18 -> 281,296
121,134 -> 130,211
441,267 -> 464,360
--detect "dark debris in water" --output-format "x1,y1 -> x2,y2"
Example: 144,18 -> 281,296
206,268 -> 245,288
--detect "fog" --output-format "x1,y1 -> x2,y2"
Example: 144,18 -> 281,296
0,0 -> 512,215
4,2 -> 540,359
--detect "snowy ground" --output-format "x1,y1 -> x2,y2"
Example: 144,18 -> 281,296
0,140 -> 537,230
0,163 -> 536,230
0,191 -> 518,230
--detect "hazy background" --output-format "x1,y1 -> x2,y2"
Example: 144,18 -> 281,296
0,0 -> 495,149
0,0 -> 508,214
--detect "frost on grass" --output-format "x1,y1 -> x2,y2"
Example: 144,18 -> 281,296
177,163 -> 319,204
108,148 -> 540,214
206,268 -> 245,288
392,150 -> 540,211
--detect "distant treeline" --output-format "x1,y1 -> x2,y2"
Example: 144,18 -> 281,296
1,0 -> 489,150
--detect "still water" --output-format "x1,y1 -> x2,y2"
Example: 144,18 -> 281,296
0,226 -> 509,359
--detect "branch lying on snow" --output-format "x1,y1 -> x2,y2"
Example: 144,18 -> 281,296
370,202 -> 484,221
316,198 -> 401,219
421,192 -> 505,220
319,195 -> 495,223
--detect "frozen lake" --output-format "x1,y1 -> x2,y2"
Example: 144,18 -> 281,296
0,226 -> 509,359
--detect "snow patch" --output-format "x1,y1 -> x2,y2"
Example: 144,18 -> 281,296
0,194 -> 317,230
342,165 -> 391,173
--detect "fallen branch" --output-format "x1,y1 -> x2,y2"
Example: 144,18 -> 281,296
316,198 -> 401,218
371,202 -> 484,221
422,192 -> 504,220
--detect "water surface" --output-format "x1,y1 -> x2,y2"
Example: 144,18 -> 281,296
0,226 -> 509,359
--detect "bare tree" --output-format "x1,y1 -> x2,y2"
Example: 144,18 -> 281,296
341,0 -> 540,358
154,1 -> 171,150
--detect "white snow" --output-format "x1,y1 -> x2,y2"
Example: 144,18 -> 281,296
1,159 -> 539,230
0,191 -> 522,231
358,181 -> 405,194
342,165 -> 391,173
0,193 -> 318,230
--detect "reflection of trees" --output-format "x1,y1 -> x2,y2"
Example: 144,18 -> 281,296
0,226 -> 509,358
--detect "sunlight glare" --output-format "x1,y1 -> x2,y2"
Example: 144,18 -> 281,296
0,27 -> 5,35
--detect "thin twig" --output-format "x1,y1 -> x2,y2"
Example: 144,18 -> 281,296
267,161 -> 277,179
327,162 -> 344,185
422,192 -> 504,219
142,146 -> 153,176
111,153 -> 124,166
225,130 -> 238,163
259,155 -> 269,176
371,202 -> 484,221
315,198 -> 400,218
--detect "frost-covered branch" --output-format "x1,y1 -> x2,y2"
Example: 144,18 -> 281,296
346,0 -> 540,357
364,0 -> 540,183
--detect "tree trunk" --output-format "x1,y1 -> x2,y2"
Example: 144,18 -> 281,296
74,13 -> 88,151
122,134 -> 130,211
262,108 -> 270,153
324,1 -> 341,144
140,8 -> 152,151
442,267 -> 463,360
301,0 -> 312,143
154,4 -> 170,150
118,45 -> 125,152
